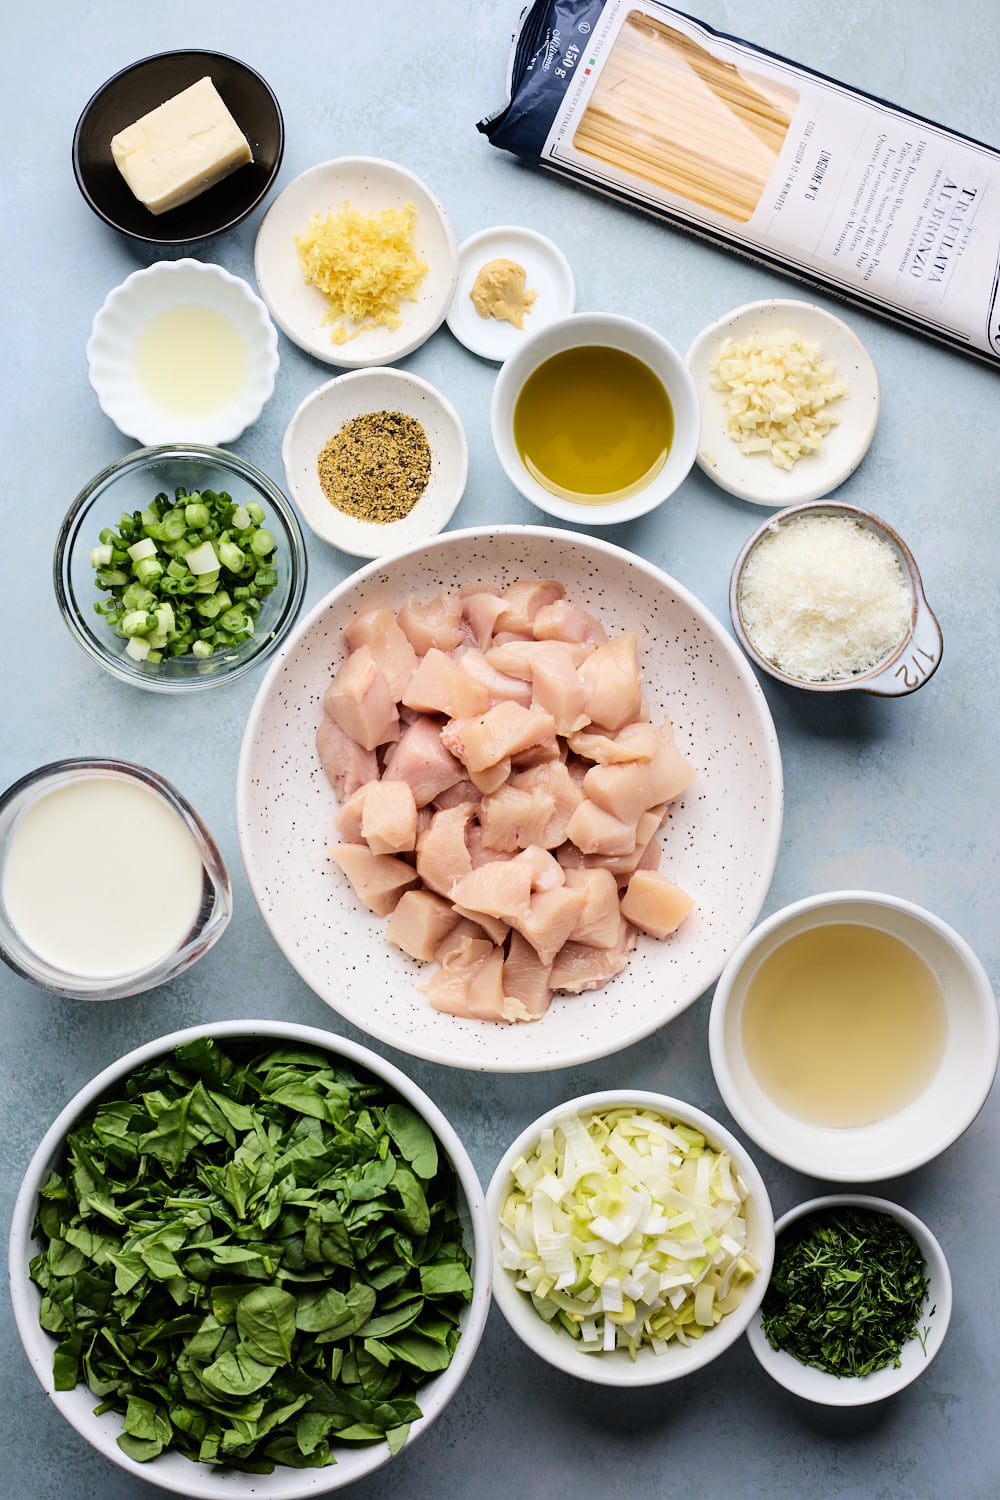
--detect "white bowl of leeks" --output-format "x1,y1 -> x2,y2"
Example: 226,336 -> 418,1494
486,1090 -> 774,1385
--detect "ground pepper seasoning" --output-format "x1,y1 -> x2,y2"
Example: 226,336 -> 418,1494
317,410 -> 432,523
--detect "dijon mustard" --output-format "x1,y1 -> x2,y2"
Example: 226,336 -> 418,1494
469,257 -> 537,329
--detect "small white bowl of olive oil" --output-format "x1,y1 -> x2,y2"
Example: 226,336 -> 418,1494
490,311 -> 700,523
708,890 -> 998,1181
86,258 -> 279,446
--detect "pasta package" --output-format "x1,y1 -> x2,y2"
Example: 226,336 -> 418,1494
478,1 -> 1000,369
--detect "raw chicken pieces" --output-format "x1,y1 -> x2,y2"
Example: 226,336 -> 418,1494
316,580 -> 696,1024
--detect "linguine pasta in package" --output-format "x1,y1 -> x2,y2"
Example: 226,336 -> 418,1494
477,0 -> 1000,368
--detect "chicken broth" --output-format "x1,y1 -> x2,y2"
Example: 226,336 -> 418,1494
740,923 -> 947,1127
513,346 -> 674,503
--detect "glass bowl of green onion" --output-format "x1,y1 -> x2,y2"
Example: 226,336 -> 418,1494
55,444 -> 307,692
746,1194 -> 952,1405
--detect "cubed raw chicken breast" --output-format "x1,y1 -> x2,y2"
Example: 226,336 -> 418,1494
401,648 -> 490,718
583,725 -> 696,823
441,702 -> 557,772
344,607 -> 419,699
381,716 -> 465,807
316,715 -> 379,801
397,591 -> 464,653
327,844 -> 418,915
532,598 -> 608,645
324,646 -> 399,752
387,889 -> 461,961
620,870 -> 695,938
549,916 -> 638,993
319,579 -> 698,1027
578,633 -> 644,731
415,804 -> 475,896
361,779 -> 418,855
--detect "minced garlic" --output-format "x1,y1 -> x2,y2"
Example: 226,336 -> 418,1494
295,200 -> 428,344
710,327 -> 850,470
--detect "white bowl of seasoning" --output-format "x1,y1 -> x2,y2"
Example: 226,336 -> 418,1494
490,312 -> 700,523
747,1194 -> 952,1405
0,758 -> 232,1000
86,258 -> 279,445
708,891 -> 999,1181
730,499 -> 943,696
685,298 -> 880,507
281,366 -> 469,558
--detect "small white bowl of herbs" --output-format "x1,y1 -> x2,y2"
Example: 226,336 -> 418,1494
746,1194 -> 952,1406
9,1020 -> 490,1496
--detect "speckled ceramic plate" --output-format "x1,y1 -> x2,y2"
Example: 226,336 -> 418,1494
446,225 -> 575,362
237,527 -> 783,1072
253,156 -> 457,367
686,299 -> 880,507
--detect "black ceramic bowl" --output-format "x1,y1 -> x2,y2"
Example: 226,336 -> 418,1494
72,49 -> 284,246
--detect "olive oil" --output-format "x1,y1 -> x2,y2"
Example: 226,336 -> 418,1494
134,303 -> 248,418
740,923 -> 947,1127
513,345 -> 673,503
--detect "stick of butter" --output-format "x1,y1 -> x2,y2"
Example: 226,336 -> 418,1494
110,77 -> 253,216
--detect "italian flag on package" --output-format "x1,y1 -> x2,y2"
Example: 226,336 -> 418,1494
478,0 -> 1000,368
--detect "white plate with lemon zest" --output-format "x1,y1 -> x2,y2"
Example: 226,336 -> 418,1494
686,298 -> 880,507
254,156 -> 458,367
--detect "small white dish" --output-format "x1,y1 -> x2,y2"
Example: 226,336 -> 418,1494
686,298 -> 879,507
254,156 -> 458,367
281,367 -> 468,558
747,1195 -> 952,1406
86,258 -> 279,445
709,890 -> 999,1181
446,225 -> 575,362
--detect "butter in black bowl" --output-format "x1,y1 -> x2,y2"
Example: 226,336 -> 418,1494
72,49 -> 284,246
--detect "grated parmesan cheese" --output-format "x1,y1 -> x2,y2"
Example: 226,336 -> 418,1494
710,327 -> 850,470
295,199 -> 428,345
738,514 -> 912,682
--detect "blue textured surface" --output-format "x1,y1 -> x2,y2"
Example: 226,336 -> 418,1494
2,2 -> 999,1496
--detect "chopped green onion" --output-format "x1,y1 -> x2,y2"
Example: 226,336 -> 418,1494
88,484 -> 282,662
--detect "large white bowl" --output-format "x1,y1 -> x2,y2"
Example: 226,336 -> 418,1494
486,1091 -> 775,1385
747,1195 -> 952,1405
8,1019 -> 491,1497
490,312 -> 700,524
254,156 -> 457,367
237,526 -> 783,1071
86,258 -> 279,445
709,891 -> 999,1180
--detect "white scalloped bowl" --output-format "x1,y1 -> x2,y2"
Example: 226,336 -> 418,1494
237,526 -> 784,1072
86,258 -> 279,445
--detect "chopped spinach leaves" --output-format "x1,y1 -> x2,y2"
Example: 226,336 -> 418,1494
29,1040 -> 473,1472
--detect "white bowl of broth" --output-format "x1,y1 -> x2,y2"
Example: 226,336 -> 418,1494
708,891 -> 998,1181
490,312 -> 700,523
